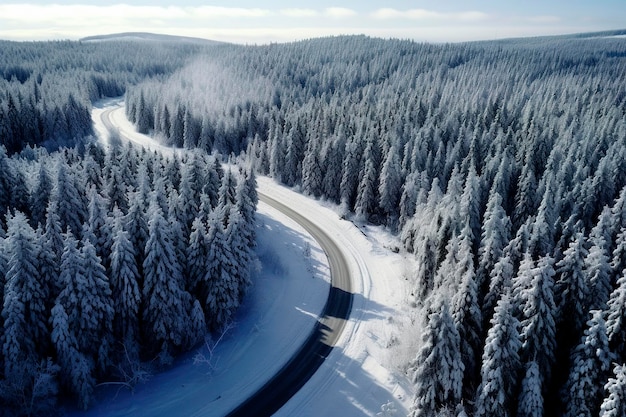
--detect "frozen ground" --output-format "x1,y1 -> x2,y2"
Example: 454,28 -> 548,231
76,99 -> 420,416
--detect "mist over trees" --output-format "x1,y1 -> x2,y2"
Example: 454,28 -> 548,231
125,32 -> 626,416
0,39 -> 204,153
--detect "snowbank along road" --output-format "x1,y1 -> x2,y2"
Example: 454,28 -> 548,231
98,102 -> 359,416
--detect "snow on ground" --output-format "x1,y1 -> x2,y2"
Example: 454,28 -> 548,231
82,99 -> 419,416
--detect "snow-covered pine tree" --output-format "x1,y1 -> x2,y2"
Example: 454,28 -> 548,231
225,204 -> 252,300
50,300 -> 95,410
518,255 -> 557,384
142,197 -> 190,361
610,228 -> 626,286
477,192 -> 511,295
83,187 -> 113,272
30,162 -> 53,228
555,232 -> 590,340
79,238 -> 115,373
451,227 -> 482,399
474,291 -> 521,417
600,363 -> 626,417
585,234 -> 612,312
301,139 -> 323,198
378,144 -> 403,229
109,208 -> 141,353
483,251 -> 514,326
125,190 -> 149,278
562,310 -> 613,417
517,360 -> 543,417
206,211 -> 238,330
2,212 -> 47,380
409,300 -> 463,417
606,266 -> 626,358
355,151 -> 379,222
54,160 -> 86,237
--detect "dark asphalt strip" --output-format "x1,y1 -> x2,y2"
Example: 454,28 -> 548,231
225,194 -> 354,417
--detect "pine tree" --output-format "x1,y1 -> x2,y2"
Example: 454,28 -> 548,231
206,211 -> 238,330
50,302 -> 95,410
600,364 -> 626,417
142,197 -> 190,360
483,252 -> 514,325
378,145 -> 403,228
30,162 -> 53,228
187,216 -> 211,298
474,292 -> 521,417
0,145 -> 14,225
301,140 -> 323,198
54,160 -> 86,236
562,310 -> 613,417
225,205 -> 252,299
517,360 -> 544,417
79,238 -> 115,372
83,187 -> 113,271
2,212 -> 47,380
355,138 -> 380,222
555,232 -> 590,338
109,208 -> 141,350
451,231 -> 482,399
477,192 -> 511,294
585,235 -> 611,311
610,228 -> 626,284
339,137 -> 362,212
606,267 -> 626,357
518,255 -> 557,384
410,301 -> 464,417
125,190 -> 149,277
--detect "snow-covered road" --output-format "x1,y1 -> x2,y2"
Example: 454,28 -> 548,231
81,98 -> 415,416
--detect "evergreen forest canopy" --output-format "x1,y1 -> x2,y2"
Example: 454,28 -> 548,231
0,38 -> 258,414
125,32 -> 626,417
0,30 -> 625,415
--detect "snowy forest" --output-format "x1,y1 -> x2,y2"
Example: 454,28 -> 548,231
0,39 -> 258,415
0,29 -> 626,416
125,32 -> 626,417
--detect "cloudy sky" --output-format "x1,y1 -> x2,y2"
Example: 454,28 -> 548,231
1,0 -> 624,43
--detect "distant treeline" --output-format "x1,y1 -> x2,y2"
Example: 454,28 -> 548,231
0,40 -> 204,153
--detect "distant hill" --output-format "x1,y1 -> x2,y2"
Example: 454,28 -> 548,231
80,32 -> 225,45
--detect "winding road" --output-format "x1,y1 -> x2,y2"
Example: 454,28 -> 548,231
99,104 -> 356,416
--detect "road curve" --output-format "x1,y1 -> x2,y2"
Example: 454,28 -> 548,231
225,193 -> 353,416
99,105 -> 355,416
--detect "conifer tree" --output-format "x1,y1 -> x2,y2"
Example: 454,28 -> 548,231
562,310 -> 613,417
475,292 -> 521,417
79,239 -> 115,372
30,162 -> 53,228
518,255 -> 557,384
517,360 -> 543,417
109,208 -> 141,351
142,197 -> 189,360
585,235 -> 612,311
555,232 -> 589,338
378,145 -> 403,228
206,211 -> 238,330
600,364 -> 626,417
54,160 -> 86,237
410,301 -> 463,417
606,267 -> 626,357
2,212 -> 47,380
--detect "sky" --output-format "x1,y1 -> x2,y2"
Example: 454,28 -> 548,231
0,1 -> 625,44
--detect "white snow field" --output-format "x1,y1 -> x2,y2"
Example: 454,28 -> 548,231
75,99 -> 418,416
